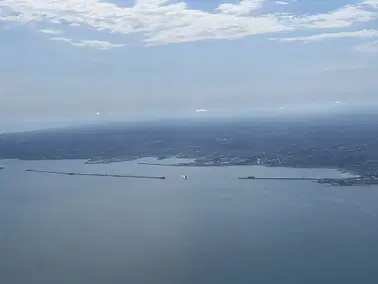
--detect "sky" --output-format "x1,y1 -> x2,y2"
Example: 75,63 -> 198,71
1,0 -> 378,131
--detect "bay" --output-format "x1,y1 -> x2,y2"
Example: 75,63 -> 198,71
1,159 -> 378,284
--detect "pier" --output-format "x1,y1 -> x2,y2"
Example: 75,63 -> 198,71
238,176 -> 318,181
238,175 -> 378,186
26,169 -> 166,180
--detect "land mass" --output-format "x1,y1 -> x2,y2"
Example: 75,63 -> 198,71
2,112 -> 378,178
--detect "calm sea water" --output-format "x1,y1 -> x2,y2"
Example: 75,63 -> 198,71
1,158 -> 378,284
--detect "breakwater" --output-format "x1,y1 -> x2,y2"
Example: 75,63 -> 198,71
26,169 -> 166,180
238,177 -> 318,181
238,176 -> 378,186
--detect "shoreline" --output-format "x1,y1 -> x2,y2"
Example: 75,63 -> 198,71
137,161 -> 359,177
0,157 -> 361,177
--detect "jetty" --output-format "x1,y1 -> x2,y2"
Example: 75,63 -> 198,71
238,175 -> 378,186
238,176 -> 318,181
26,169 -> 166,180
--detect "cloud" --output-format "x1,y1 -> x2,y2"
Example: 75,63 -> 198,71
276,1 -> 289,5
39,28 -> 61,35
363,0 -> 378,8
216,0 -> 265,16
195,109 -> 208,112
354,40 -> 378,53
284,4 -> 377,29
272,29 -> 378,42
50,37 -> 124,49
0,0 -> 378,47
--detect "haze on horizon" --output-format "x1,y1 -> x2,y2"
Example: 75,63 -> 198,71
1,0 -> 378,132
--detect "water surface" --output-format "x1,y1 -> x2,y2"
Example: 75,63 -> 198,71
1,159 -> 378,284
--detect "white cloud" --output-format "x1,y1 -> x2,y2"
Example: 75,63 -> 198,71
50,37 -> 71,43
363,0 -> 378,8
216,0 -> 265,16
276,1 -> 289,5
50,37 -> 124,49
354,40 -> 378,53
284,4 -> 377,29
39,28 -> 61,34
195,109 -> 208,112
0,0 -> 377,47
273,29 -> 378,42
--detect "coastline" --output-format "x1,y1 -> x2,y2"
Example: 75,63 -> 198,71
0,156 -> 361,178
136,160 -> 359,177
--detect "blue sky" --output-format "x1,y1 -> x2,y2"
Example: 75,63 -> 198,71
1,0 -> 378,131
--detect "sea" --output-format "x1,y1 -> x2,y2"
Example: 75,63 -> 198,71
1,158 -> 378,284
